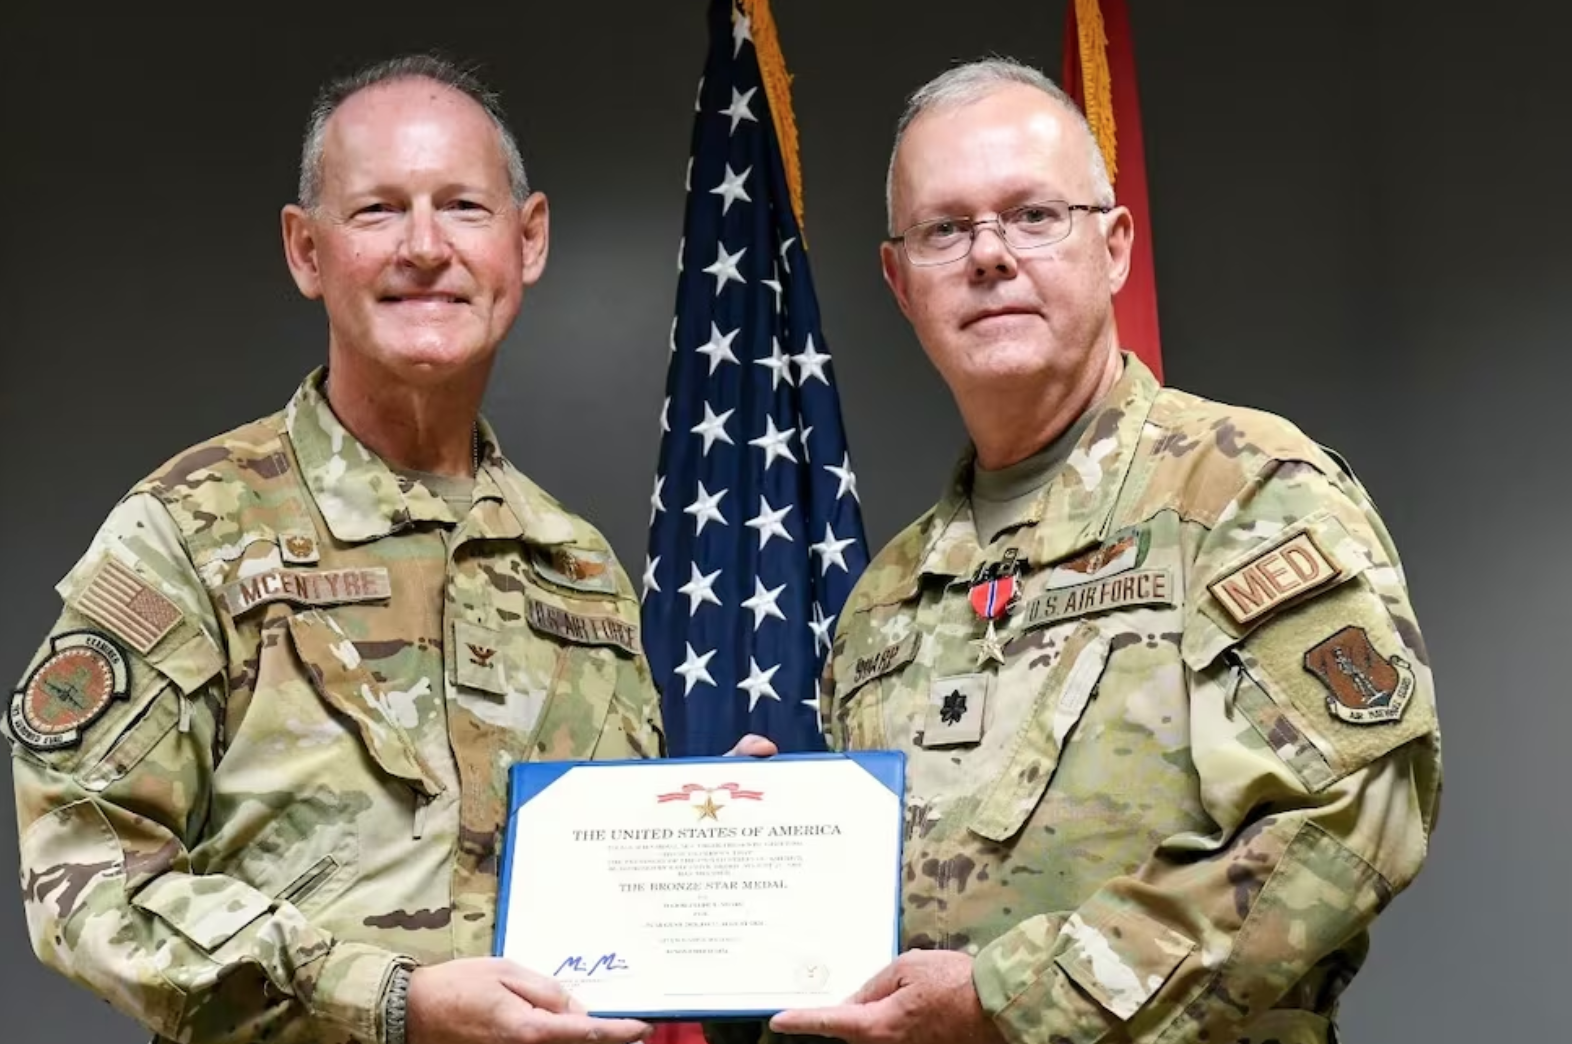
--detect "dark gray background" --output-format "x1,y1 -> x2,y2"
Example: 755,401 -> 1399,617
3,2 -> 1563,1041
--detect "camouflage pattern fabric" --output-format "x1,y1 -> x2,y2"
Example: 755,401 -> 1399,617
6,368 -> 663,1044
814,354 -> 1442,1044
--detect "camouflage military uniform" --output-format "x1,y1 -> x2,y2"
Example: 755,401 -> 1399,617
7,369 -> 663,1044
821,355 -> 1441,1044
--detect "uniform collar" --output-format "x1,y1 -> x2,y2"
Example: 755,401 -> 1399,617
284,367 -> 581,547
914,352 -> 1162,581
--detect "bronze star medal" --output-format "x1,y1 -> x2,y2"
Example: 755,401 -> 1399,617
967,548 -> 1021,669
970,620 -> 1008,669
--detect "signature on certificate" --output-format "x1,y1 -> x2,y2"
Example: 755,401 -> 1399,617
556,952 -> 631,977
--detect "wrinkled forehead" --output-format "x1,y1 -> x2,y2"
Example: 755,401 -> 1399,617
892,89 -> 1094,223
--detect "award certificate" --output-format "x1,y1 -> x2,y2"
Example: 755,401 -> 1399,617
494,752 -> 904,1019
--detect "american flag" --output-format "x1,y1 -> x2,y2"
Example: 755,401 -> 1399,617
640,0 -> 869,758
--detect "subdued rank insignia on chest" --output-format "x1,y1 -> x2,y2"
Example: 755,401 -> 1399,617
525,599 -> 640,655
217,567 -> 392,617
10,631 -> 130,751
1303,625 -> 1415,724
531,546 -> 618,594
278,532 -> 321,565
1045,527 -> 1149,588
73,555 -> 182,655
1209,530 -> 1340,627
848,631 -> 922,690
1018,568 -> 1175,632
922,673 -> 989,746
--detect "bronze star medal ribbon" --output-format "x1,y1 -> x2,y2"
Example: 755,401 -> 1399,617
967,548 -> 1022,668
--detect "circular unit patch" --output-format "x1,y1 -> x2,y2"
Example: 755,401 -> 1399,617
10,631 -> 130,751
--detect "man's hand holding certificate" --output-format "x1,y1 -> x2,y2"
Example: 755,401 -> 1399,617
496,752 -> 904,1019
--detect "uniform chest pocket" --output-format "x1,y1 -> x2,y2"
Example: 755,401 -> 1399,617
830,628 -> 923,750
285,610 -> 444,799
968,623 -> 1111,844
449,618 -> 560,742
450,594 -> 639,757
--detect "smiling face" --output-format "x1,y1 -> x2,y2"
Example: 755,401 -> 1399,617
880,83 -> 1130,404
282,76 -> 548,384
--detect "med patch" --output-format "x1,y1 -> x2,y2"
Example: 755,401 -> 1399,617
10,631 -> 130,751
1208,530 -> 1341,628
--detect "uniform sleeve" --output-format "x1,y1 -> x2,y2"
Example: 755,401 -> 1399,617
7,493 -> 411,1044
970,457 -> 1442,1044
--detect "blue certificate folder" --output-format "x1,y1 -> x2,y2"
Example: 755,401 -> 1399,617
494,750 -> 905,1021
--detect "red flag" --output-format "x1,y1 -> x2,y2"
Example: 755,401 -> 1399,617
1062,0 -> 1163,382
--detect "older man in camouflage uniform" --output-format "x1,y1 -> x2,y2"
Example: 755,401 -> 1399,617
768,60 -> 1441,1044
6,57 -> 687,1044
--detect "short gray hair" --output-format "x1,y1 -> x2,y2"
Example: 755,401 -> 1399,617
297,54 -> 530,211
885,57 -> 1114,232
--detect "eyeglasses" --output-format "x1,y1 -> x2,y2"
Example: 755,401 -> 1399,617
886,200 -> 1114,266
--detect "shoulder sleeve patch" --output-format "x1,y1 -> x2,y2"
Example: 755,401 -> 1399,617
1303,625 -> 1416,726
1231,580 -> 1436,788
71,555 -> 182,655
9,631 -> 131,752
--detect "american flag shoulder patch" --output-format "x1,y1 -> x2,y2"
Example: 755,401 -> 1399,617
72,555 -> 183,655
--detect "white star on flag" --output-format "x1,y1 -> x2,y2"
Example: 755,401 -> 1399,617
740,578 -> 788,630
762,262 -> 783,313
748,416 -> 797,470
811,523 -> 855,575
703,241 -> 747,296
722,86 -> 758,134
746,496 -> 793,549
684,482 -> 727,534
710,163 -> 752,215
695,321 -> 740,373
674,642 -> 717,695
825,452 -> 859,502
732,7 -> 753,56
641,555 -> 661,601
678,564 -> 722,616
808,603 -> 837,656
792,334 -> 831,386
691,402 -> 735,455
649,475 -> 666,524
738,658 -> 783,711
755,336 -> 793,390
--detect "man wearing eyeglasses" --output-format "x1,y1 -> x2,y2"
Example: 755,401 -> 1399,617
766,59 -> 1441,1044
